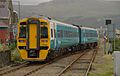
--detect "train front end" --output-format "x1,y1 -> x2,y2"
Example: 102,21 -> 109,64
17,18 -> 50,61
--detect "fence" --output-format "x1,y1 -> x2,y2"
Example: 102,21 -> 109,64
0,50 -> 11,67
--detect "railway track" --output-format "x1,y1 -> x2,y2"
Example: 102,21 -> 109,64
0,50 -> 82,76
23,51 -> 83,76
0,61 -> 50,76
56,49 -> 97,76
0,62 -> 29,76
23,49 -> 96,76
0,48 -> 97,76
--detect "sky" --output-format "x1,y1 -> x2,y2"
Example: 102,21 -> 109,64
105,0 -> 120,1
12,0 -> 120,5
12,0 -> 120,18
12,0 -> 53,5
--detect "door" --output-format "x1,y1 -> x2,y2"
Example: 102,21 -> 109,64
29,24 -> 37,49
50,22 -> 56,48
27,19 -> 40,50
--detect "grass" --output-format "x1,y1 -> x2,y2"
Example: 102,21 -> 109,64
113,38 -> 120,51
88,39 -> 114,76
88,55 -> 113,76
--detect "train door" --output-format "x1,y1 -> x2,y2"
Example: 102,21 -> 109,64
27,19 -> 40,50
50,22 -> 56,48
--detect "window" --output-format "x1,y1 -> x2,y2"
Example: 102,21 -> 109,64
58,30 -> 63,38
51,29 -> 53,37
19,25 -> 26,38
54,29 -> 56,38
41,27 -> 48,38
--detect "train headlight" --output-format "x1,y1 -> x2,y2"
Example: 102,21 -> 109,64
41,40 -> 48,42
19,40 -> 26,42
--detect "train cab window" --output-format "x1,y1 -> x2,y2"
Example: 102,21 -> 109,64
19,25 -> 26,38
41,27 -> 48,38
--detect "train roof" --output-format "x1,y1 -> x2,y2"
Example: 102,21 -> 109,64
49,19 -> 78,29
80,27 -> 97,31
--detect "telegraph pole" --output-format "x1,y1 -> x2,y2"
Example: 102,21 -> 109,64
113,24 -> 116,51
105,19 -> 111,54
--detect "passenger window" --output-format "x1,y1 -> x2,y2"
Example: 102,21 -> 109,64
51,29 -> 53,38
54,29 -> 56,38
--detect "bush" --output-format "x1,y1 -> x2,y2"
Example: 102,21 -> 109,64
0,43 -> 9,51
112,38 -> 120,51
114,39 -> 120,51
11,49 -> 23,62
9,42 -> 17,50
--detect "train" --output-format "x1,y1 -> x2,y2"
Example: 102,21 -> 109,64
17,17 -> 98,61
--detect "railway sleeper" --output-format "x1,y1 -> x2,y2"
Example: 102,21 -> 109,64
72,67 -> 88,71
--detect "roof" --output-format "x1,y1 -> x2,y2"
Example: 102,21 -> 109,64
50,19 -> 78,29
81,27 -> 97,31
0,22 -> 8,27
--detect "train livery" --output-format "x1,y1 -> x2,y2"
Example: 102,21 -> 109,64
17,17 -> 98,61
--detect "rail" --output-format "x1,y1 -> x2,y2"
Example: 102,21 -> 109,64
0,62 -> 29,76
56,49 -> 97,76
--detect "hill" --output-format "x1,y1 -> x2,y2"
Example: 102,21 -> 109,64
13,0 -> 120,28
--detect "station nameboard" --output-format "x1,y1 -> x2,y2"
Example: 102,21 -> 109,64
0,0 -> 9,18
106,19 -> 111,25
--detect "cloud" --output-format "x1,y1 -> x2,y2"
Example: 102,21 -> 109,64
12,0 -> 53,5
105,0 -> 120,1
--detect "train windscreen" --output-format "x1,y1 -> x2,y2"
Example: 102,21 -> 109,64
19,25 -> 26,38
41,27 -> 48,38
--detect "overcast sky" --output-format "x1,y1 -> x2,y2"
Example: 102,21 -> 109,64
12,0 -> 53,5
12,0 -> 120,5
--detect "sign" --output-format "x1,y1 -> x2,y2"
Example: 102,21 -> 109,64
106,19 -> 111,25
0,0 -> 9,18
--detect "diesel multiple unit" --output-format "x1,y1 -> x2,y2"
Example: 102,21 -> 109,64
17,17 -> 98,61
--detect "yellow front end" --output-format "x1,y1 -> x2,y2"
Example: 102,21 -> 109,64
17,18 -> 50,61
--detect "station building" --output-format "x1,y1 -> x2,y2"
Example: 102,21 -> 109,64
0,0 -> 18,44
